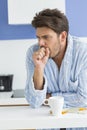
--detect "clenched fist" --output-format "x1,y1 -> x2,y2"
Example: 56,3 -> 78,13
33,47 -> 50,70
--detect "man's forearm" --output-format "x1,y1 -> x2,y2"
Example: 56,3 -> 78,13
33,67 -> 44,90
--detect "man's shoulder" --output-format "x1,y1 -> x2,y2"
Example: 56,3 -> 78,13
70,36 -> 87,61
71,35 -> 87,50
72,35 -> 87,45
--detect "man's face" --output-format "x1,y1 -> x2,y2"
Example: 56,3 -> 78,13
36,27 -> 62,58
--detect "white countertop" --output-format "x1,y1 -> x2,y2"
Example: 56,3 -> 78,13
0,98 -> 87,129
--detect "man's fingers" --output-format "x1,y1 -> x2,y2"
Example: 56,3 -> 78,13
34,47 -> 50,60
35,48 -> 45,60
45,48 -> 50,58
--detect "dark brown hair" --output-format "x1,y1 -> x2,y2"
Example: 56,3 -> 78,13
32,8 -> 69,35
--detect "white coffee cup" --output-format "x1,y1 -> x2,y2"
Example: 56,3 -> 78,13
44,96 -> 64,116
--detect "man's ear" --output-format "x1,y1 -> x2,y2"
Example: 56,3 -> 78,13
59,31 -> 67,42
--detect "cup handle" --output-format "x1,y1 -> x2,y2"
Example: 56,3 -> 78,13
43,99 -> 49,106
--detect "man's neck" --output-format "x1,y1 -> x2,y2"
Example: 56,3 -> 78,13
53,41 -> 67,69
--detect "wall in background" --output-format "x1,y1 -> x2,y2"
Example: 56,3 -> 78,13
0,0 -> 36,40
66,0 -> 87,37
0,39 -> 36,90
0,0 -> 87,40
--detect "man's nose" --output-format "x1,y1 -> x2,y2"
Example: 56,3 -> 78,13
39,38 -> 45,47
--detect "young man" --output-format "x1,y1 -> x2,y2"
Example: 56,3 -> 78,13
25,8 -> 87,130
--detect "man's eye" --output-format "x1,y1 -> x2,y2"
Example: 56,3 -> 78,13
44,36 -> 49,39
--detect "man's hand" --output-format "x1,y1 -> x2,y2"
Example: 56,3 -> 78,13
33,47 -> 50,70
